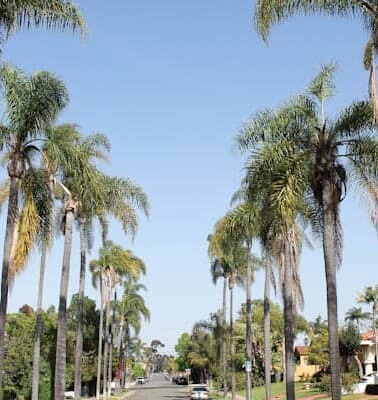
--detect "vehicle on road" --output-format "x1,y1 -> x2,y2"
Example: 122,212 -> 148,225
190,386 -> 208,399
176,377 -> 188,385
361,373 -> 378,384
137,377 -> 145,384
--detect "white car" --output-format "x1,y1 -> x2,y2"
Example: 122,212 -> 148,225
190,386 -> 209,400
361,373 -> 378,384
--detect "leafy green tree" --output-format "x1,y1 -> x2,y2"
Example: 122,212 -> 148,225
308,326 -> 329,372
175,333 -> 191,371
339,323 -> 363,377
237,64 -> 378,400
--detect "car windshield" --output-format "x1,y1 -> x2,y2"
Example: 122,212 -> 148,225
192,387 -> 207,392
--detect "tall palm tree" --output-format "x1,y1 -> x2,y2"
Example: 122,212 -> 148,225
208,225 -> 246,400
358,286 -> 378,372
0,65 -> 69,394
237,65 -> 378,400
211,203 -> 260,400
253,0 -> 378,124
208,256 -> 229,397
90,242 -> 146,400
117,281 -> 150,388
70,134 -> 110,400
30,124 -> 82,400
54,131 -> 111,400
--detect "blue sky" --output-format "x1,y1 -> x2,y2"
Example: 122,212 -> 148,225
2,1 -> 378,354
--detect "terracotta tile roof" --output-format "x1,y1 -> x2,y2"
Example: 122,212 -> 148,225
295,346 -> 308,355
361,331 -> 378,343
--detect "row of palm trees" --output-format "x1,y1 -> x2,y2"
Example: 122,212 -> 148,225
204,2 -> 378,400
0,63 -> 150,400
0,3 -> 152,400
208,63 -> 378,400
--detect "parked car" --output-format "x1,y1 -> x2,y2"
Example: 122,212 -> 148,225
361,373 -> 378,384
137,377 -> 145,384
176,376 -> 188,385
190,386 -> 209,400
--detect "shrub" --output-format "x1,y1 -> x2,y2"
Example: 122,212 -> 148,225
315,374 -> 331,393
341,372 -> 359,393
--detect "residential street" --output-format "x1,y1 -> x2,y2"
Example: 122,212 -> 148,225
127,374 -> 189,400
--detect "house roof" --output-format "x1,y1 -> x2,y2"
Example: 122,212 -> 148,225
295,346 -> 308,355
361,331 -> 378,344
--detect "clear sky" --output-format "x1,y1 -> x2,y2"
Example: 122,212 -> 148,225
2,1 -> 378,354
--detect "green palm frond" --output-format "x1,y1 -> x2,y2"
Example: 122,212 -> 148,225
308,63 -> 337,104
0,0 -> 87,38
333,100 -> 374,138
254,0 -> 355,42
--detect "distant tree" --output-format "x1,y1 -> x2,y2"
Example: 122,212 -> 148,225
339,323 -> 363,377
345,307 -> 370,332
174,333 -> 191,371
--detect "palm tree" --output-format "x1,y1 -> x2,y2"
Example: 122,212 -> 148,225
253,0 -> 378,124
208,225 -> 246,400
358,286 -> 378,372
90,242 -> 146,400
211,203 -> 260,400
0,64 -> 69,394
70,134 -> 110,400
29,124 -> 80,400
208,256 -> 229,397
54,131 -> 110,400
237,65 -> 378,400
0,1 -> 86,41
345,306 -> 371,332
117,281 -> 150,388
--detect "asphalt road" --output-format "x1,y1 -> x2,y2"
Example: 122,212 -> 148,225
128,374 -> 190,400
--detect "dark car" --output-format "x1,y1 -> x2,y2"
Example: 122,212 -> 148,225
176,377 -> 188,385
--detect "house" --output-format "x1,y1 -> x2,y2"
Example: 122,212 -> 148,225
294,346 -> 318,381
359,331 -> 377,375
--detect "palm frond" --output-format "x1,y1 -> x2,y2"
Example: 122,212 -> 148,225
0,0 -> 87,38
11,191 -> 40,282
254,0 -> 356,42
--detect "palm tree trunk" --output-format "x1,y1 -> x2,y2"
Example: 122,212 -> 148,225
222,277 -> 227,397
96,279 -> 104,400
54,199 -> 76,400
373,305 -> 378,372
322,179 -> 341,400
103,290 -> 111,400
283,243 -> 295,400
107,329 -> 113,398
245,241 -> 253,400
264,259 -> 272,400
74,217 -> 86,400
32,242 -> 48,400
0,177 -> 20,397
230,283 -> 236,400
32,173 -> 54,400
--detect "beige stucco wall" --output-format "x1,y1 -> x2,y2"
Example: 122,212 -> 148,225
295,365 -> 318,381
